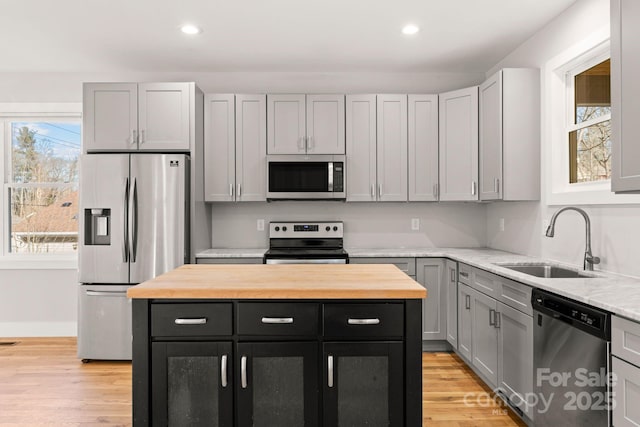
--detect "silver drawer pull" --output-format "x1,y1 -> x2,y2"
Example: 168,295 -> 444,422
174,318 -> 207,325
221,354 -> 228,388
459,271 -> 469,278
328,355 -> 334,388
241,356 -> 248,389
261,317 -> 294,324
348,318 -> 380,325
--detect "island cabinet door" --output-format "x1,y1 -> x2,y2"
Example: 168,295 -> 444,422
236,342 -> 319,427
151,341 -> 233,427
323,342 -> 404,427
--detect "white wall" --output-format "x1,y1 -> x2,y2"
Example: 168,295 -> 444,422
0,268 -> 77,337
0,70 -> 485,337
0,71 -> 485,103
210,202 -> 487,249
485,0 -> 640,277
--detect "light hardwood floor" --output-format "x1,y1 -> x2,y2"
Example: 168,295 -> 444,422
0,338 -> 525,426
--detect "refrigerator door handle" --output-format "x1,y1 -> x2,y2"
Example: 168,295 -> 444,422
123,177 -> 129,262
129,178 -> 138,263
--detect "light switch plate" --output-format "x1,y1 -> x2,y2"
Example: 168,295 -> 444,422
411,218 -> 420,231
257,219 -> 265,231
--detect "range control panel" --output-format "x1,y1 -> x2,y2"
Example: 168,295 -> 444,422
269,222 -> 343,238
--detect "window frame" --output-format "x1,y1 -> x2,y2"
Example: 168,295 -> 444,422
0,103 -> 81,269
544,31 -> 640,205
565,52 -> 611,185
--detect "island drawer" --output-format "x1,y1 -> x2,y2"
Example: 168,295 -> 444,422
151,303 -> 233,337
237,302 -> 319,336
323,303 -> 404,338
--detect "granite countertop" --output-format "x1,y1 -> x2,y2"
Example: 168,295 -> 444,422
197,246 -> 640,322
127,264 -> 426,300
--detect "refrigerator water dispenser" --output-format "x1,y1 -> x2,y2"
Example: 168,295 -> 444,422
84,208 -> 111,245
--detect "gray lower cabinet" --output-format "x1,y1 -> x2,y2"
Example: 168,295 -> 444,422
612,315 -> 640,426
416,258 -> 446,340
457,283 -> 473,361
497,302 -> 534,420
445,260 -> 458,348
470,287 -> 499,389
612,357 -> 640,426
457,264 -> 534,424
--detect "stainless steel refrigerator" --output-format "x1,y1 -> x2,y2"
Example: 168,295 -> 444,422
78,153 -> 189,361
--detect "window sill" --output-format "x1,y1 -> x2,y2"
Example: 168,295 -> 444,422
0,257 -> 78,270
547,187 -> 640,206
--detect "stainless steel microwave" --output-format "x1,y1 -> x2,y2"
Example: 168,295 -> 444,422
266,155 -> 346,200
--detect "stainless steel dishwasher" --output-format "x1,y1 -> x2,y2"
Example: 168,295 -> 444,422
532,289 -> 611,426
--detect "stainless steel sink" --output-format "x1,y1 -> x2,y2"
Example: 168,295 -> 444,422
496,263 -> 597,278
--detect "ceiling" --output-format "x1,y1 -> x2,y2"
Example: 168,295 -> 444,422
0,0 -> 577,74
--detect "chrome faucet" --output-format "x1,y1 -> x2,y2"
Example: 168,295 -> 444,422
545,207 -> 600,271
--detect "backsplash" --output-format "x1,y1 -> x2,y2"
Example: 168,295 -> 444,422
209,202 -> 487,249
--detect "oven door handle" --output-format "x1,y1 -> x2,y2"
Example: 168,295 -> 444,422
265,259 -> 348,265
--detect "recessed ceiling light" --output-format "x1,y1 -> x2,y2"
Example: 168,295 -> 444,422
180,24 -> 202,35
402,24 -> 420,35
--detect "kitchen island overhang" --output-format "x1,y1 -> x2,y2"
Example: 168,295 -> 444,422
128,264 -> 426,426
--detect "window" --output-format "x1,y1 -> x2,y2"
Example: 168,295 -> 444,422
3,117 -> 81,256
567,58 -> 611,184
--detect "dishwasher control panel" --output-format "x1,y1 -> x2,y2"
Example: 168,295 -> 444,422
532,289 -> 610,340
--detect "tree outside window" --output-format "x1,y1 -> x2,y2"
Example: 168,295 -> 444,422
568,59 -> 611,184
8,121 -> 80,254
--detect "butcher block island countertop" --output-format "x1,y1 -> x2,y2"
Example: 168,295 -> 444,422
126,263 -> 426,299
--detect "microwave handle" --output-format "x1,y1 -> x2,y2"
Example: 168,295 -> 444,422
328,162 -> 334,192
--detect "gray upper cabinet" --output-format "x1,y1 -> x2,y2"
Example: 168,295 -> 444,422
267,94 -> 344,155
408,95 -> 439,201
479,69 -> 540,201
204,94 -> 235,202
438,86 -> 479,201
377,94 -> 408,202
416,258 -> 446,340
346,95 -> 377,201
267,94 -> 305,154
612,0 -> 640,192
83,82 -> 191,153
306,94 -> 345,154
204,94 -> 266,202
235,95 -> 267,201
346,94 -> 408,202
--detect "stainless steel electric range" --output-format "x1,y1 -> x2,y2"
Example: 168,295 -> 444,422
263,221 -> 349,264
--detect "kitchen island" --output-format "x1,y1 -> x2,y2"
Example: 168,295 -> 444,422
127,264 -> 426,427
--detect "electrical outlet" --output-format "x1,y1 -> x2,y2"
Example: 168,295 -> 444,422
499,218 -> 505,232
411,218 -> 420,231
257,219 -> 265,231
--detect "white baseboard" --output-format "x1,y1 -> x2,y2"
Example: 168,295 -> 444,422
0,322 -> 77,337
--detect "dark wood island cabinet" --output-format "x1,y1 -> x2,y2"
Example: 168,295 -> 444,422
127,264 -> 426,427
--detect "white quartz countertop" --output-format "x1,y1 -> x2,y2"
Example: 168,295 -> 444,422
197,247 -> 640,322
196,248 -> 267,258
